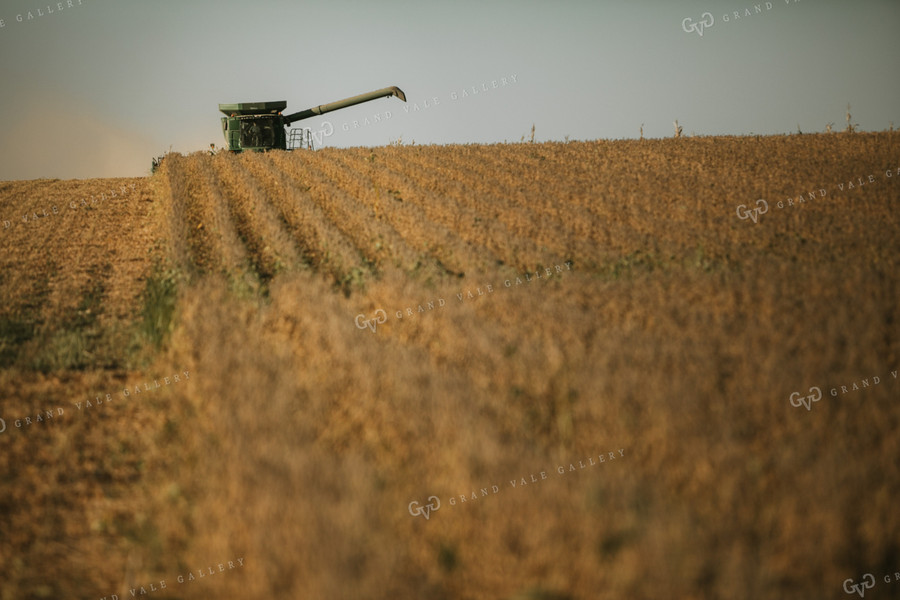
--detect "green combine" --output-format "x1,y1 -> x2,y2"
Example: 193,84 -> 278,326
217,86 -> 406,153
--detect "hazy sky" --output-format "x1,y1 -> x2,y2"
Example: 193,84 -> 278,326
0,0 -> 897,180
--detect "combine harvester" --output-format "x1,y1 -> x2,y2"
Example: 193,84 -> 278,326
152,86 -> 406,171
218,85 -> 406,152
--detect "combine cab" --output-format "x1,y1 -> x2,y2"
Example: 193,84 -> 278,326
218,86 -> 406,153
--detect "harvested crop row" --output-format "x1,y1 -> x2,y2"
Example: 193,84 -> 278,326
1,177 -> 151,370
31,214 -> 104,329
91,179 -> 159,341
0,184 -> 64,319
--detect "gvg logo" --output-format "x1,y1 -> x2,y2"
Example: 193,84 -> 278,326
682,12 -> 714,36
408,496 -> 440,520
355,309 -> 387,333
789,386 -> 822,411
844,574 -> 876,597
736,199 -> 769,223
789,369 -> 896,413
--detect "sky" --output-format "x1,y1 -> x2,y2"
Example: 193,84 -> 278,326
0,0 -> 898,180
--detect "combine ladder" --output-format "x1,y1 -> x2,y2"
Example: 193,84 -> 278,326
287,128 -> 314,150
